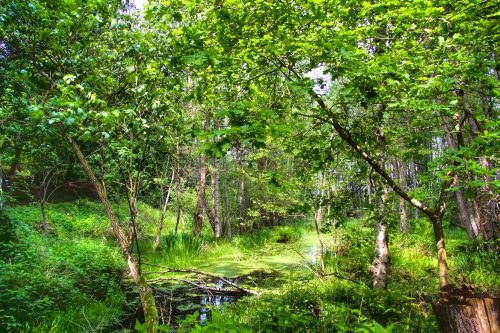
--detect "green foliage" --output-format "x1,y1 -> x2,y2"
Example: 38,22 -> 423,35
191,280 -> 436,333
163,232 -> 208,257
0,205 -> 126,331
28,293 -> 126,333
178,311 -> 252,333
4,200 -> 113,238
232,222 -> 306,250
446,232 -> 500,294
0,208 -> 17,246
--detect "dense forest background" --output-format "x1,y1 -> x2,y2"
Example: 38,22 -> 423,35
0,0 -> 498,332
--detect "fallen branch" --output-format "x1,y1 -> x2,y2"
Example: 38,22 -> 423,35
148,277 -> 256,296
143,263 -> 261,296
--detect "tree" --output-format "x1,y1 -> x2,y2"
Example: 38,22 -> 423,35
1,1 -> 164,330
151,5 -> 499,331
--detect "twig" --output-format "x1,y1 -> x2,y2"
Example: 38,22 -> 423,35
321,272 -> 367,286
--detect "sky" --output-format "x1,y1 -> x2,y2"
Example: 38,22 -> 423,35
132,0 -> 148,10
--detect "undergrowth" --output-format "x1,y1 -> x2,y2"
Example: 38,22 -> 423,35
1,203 -> 127,332
1,200 -> 498,332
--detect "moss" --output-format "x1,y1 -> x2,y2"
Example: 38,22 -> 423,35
139,279 -> 160,333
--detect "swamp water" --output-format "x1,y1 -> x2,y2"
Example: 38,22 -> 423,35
117,233 -> 325,330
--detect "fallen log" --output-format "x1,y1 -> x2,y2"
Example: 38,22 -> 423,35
143,263 -> 261,296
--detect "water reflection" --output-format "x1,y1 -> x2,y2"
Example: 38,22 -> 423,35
153,278 -> 238,326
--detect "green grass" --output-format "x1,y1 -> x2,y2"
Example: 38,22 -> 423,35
1,202 -> 128,332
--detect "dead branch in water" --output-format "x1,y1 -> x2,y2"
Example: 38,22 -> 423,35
143,263 -> 261,296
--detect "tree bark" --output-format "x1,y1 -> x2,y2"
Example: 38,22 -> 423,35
370,113 -> 391,290
236,145 -> 246,234
412,159 -> 420,220
212,157 -> 222,239
194,116 -> 209,236
211,118 -> 222,239
314,173 -> 326,275
371,222 -> 389,289
63,133 -> 159,332
396,159 -> 409,233
222,156 -> 232,239
477,155 -> 498,242
433,297 -> 500,333
454,181 -> 480,240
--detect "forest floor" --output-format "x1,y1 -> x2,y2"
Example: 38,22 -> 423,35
1,200 -> 498,332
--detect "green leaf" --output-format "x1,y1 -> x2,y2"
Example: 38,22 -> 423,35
63,74 -> 76,83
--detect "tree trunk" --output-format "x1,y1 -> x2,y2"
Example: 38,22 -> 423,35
395,159 -> 409,233
478,157 -> 498,242
194,149 -> 207,236
175,207 -> 183,234
314,207 -> 326,275
433,297 -> 500,333
430,214 -> 450,289
467,100 -> 498,242
412,159 -> 420,220
127,195 -> 139,255
236,145 -> 246,234
212,157 -> 221,239
154,171 -> 175,249
63,133 -> 159,332
314,175 -> 325,275
454,181 -> 480,240
194,116 -> 209,236
371,222 -> 389,289
222,156 -> 231,239
444,118 -> 482,240
370,114 -> 390,290
174,143 -> 184,234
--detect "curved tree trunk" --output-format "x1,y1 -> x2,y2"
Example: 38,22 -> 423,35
63,133 -> 159,332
